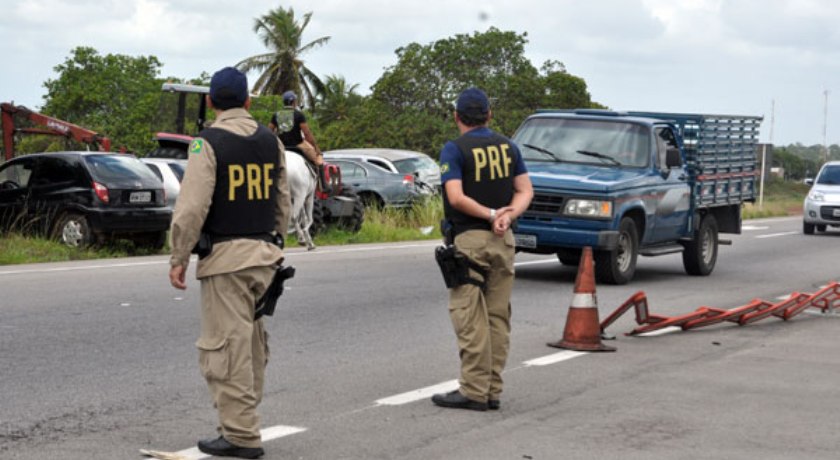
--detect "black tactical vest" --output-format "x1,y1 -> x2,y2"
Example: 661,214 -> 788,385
199,126 -> 279,237
444,132 -> 516,233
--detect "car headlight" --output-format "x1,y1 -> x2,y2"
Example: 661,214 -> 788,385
808,191 -> 825,202
564,199 -> 612,218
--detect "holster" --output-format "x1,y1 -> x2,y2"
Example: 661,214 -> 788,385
255,265 -> 296,320
434,244 -> 487,290
191,233 -> 213,260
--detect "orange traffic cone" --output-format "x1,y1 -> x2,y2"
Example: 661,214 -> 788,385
548,247 -> 616,352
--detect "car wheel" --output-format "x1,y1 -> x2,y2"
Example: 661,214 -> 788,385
359,192 -> 384,209
595,217 -> 638,285
52,212 -> 94,248
803,222 -> 815,235
683,214 -> 718,276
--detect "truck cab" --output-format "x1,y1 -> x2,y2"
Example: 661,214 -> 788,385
511,109 -> 761,284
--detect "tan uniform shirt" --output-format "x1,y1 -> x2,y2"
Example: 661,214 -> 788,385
169,108 -> 292,278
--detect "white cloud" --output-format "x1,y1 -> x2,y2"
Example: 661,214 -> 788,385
1,0 -> 839,145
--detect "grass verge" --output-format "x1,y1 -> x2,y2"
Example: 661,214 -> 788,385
0,182 -> 810,266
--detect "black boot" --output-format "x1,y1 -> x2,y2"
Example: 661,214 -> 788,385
197,436 -> 264,459
318,164 -> 330,194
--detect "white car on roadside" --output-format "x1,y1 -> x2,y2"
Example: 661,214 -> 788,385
803,160 -> 840,234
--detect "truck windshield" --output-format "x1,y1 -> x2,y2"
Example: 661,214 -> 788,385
514,118 -> 651,167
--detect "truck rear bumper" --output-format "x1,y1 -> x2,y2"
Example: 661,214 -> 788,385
514,221 -> 619,252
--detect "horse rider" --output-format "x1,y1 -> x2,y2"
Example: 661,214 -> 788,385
269,91 -> 329,192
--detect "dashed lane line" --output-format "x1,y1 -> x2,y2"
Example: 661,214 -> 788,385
755,231 -> 799,239
170,425 -> 307,460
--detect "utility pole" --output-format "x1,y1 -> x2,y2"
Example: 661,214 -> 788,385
823,89 -> 830,164
759,99 -> 774,209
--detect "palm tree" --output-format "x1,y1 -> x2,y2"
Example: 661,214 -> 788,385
236,7 -> 330,109
317,74 -> 362,125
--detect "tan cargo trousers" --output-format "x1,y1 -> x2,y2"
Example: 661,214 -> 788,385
449,229 -> 516,403
197,265 -> 275,448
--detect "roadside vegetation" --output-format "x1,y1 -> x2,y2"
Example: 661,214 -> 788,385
0,183 -> 808,266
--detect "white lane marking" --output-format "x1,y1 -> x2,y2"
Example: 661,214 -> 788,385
756,231 -> 798,239
515,258 -> 558,267
637,326 -> 682,337
523,351 -> 586,366
742,225 -> 770,231
376,379 -> 459,406
0,260 -> 168,276
172,425 -> 307,459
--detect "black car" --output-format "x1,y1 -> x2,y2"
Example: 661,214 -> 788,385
0,151 -> 172,248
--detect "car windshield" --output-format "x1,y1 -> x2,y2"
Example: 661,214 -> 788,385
817,165 -> 840,185
393,157 -> 437,174
513,118 -> 651,167
85,155 -> 161,184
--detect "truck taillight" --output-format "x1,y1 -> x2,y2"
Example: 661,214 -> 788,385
93,181 -> 109,203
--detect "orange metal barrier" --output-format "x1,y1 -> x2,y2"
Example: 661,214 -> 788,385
600,282 -> 840,336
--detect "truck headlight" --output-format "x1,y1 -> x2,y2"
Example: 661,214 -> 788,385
564,199 -> 612,218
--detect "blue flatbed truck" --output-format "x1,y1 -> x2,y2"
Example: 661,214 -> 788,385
511,109 -> 763,284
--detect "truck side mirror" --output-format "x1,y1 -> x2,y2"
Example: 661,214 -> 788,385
665,147 -> 682,169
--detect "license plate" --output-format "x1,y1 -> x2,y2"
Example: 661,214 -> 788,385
834,209 -> 840,217
514,233 -> 537,249
129,191 -> 152,203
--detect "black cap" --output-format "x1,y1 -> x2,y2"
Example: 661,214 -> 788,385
209,67 -> 248,110
456,87 -> 490,117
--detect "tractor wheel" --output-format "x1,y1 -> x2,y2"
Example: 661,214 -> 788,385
336,188 -> 365,233
308,200 -> 327,238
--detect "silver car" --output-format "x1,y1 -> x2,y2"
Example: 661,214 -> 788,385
803,161 -> 840,234
142,158 -> 186,207
328,158 -> 420,208
324,148 -> 441,194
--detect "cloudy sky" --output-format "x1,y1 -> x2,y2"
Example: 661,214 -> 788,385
2,0 -> 839,146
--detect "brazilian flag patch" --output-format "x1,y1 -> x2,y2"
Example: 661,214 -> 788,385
440,162 -> 450,174
189,139 -> 203,154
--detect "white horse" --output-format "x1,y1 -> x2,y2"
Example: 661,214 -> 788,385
285,150 -> 317,250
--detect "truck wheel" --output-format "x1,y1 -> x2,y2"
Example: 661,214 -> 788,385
803,222 -> 815,235
595,217 -> 638,285
557,249 -> 582,266
336,188 -> 365,233
683,214 -> 718,276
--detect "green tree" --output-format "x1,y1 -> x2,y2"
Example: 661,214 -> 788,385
322,28 -> 599,157
316,74 -> 363,126
237,6 -> 330,109
41,47 -> 163,153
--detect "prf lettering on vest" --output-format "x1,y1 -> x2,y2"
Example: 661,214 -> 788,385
228,163 -> 275,201
471,143 -> 513,182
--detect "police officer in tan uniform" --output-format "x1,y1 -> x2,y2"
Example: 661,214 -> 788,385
432,88 -> 533,411
169,67 -> 291,459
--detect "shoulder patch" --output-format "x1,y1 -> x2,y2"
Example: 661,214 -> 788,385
440,162 -> 450,174
189,139 -> 203,154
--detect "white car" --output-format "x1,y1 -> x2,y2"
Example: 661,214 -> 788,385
141,158 -> 186,207
803,161 -> 840,234
324,148 -> 441,194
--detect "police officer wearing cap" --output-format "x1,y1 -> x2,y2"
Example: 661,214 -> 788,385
169,66 -> 291,459
432,87 -> 533,411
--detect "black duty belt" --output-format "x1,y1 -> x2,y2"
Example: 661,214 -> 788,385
211,233 -> 274,244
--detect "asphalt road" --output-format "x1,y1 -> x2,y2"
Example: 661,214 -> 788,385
1,216 -> 839,460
